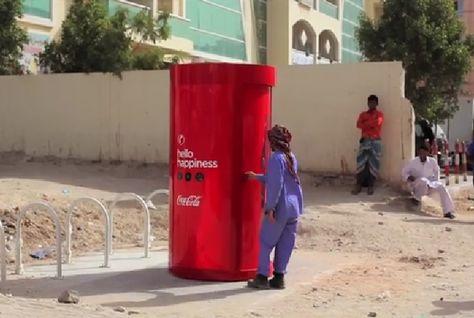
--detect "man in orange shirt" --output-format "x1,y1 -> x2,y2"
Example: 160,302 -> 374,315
352,95 -> 384,195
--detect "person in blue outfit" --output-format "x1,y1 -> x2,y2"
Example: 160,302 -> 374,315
246,125 -> 303,290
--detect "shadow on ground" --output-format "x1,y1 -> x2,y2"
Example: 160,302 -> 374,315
431,300 -> 474,316
0,267 -> 255,308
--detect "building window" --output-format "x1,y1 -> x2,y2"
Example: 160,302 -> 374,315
454,0 -> 464,14
158,0 -> 185,17
292,20 -> 316,65
318,30 -> 339,63
254,0 -> 267,64
319,0 -> 339,19
296,0 -> 313,8
22,0 -> 52,19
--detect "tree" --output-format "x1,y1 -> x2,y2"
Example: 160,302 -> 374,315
0,0 -> 28,75
39,0 -> 171,74
357,0 -> 474,122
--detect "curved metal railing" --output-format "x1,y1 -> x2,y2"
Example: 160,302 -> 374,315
66,197 -> 111,268
15,202 -> 62,279
108,193 -> 150,258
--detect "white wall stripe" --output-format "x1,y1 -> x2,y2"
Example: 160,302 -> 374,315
200,0 -> 242,14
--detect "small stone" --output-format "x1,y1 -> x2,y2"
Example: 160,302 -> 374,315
4,222 -> 15,229
468,206 -> 474,211
376,291 -> 391,301
438,249 -> 445,254
336,293 -> 342,296
378,212 -> 384,216
368,312 -> 377,317
58,290 -> 80,304
114,306 -> 126,313
440,297 -> 444,301
378,222 -> 384,225
128,310 -> 140,315
445,227 -> 452,232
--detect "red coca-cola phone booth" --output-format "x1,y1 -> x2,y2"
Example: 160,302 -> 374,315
169,63 -> 276,281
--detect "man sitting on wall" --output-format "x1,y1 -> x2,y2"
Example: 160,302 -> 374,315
402,145 -> 456,219
352,95 -> 384,195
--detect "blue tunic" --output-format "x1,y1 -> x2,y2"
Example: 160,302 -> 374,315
259,151 -> 303,220
256,151 -> 303,276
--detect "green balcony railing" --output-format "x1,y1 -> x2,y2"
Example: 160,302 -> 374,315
319,0 -> 338,19
22,0 -> 51,19
169,15 -> 192,39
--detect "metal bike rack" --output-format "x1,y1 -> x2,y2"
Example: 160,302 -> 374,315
15,202 -> 62,279
66,197 -> 111,268
109,193 -> 150,258
146,189 -> 170,206
0,221 -> 6,282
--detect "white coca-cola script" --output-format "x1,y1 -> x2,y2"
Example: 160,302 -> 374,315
177,195 -> 202,207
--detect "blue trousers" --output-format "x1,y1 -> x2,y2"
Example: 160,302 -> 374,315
257,217 -> 298,276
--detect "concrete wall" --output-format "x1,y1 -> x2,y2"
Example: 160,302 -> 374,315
273,62 -> 414,183
0,62 -> 414,183
0,71 -> 170,163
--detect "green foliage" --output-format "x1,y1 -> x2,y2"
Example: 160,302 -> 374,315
0,0 -> 28,75
39,0 -> 171,75
357,0 -> 473,122
131,48 -> 165,70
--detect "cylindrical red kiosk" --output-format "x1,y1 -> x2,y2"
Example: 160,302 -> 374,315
169,63 -> 276,281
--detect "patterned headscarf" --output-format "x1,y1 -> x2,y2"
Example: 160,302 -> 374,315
268,125 -> 300,184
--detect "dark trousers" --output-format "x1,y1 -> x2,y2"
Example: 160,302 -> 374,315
357,162 -> 375,187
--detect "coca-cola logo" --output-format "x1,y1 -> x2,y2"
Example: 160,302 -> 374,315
177,134 -> 185,146
177,195 -> 202,207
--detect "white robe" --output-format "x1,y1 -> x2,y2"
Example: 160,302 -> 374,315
402,157 -> 455,213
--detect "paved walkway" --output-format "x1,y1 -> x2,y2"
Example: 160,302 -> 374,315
0,248 -> 360,317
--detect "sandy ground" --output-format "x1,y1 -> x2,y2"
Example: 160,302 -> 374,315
0,159 -> 474,317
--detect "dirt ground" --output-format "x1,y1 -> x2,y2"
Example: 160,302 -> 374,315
1,158 -> 474,317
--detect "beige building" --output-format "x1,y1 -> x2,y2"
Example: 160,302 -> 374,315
18,0 -> 383,72
267,0 -> 383,65
267,0 -> 343,65
441,1 -> 474,145
18,0 -> 72,73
